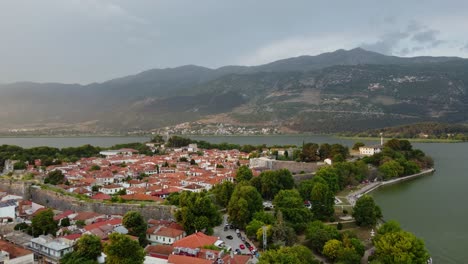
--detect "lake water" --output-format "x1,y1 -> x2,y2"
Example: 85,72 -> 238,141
0,135 -> 465,262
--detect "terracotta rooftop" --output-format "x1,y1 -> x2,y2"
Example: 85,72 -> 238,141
0,240 -> 33,259
172,232 -> 217,248
167,254 -> 213,264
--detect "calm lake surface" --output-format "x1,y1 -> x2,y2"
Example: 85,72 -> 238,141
0,135 -> 465,262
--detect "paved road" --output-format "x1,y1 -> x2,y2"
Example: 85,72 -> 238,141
212,215 -> 258,262
361,247 -> 374,264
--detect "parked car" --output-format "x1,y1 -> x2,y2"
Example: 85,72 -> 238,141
235,249 -> 241,255
239,244 -> 245,250
226,235 -> 233,240
241,236 -> 246,242
244,242 -> 251,248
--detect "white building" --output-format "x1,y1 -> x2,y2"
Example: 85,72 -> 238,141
359,145 -> 382,156
99,184 -> 125,195
146,226 -> 186,245
0,240 -> 34,264
29,235 -> 74,264
0,200 -> 17,220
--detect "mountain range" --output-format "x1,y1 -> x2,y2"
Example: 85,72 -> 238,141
1,47 -> 467,134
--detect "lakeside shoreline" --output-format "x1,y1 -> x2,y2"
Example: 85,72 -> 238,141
338,136 -> 464,143
347,168 -> 435,206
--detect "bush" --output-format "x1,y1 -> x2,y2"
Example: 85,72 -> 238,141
337,222 -> 343,230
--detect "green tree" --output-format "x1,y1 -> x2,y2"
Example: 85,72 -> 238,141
373,230 -> 430,264
246,219 -> 265,238
104,233 -> 145,264
75,220 -> 86,228
270,211 -> 297,247
211,181 -> 235,207
90,165 -> 101,171
352,142 -> 365,150
60,217 -> 70,227
379,160 -> 404,180
235,165 -> 253,182
300,143 -> 320,162
306,220 -> 340,253
310,182 -> 335,220
258,245 -> 319,264
123,211 -> 148,246
273,189 -> 313,231
44,170 -> 65,185
323,239 -> 343,261
259,169 -> 294,200
31,209 -> 58,237
175,191 -> 222,234
377,220 -> 402,235
227,185 -> 263,228
352,195 -> 382,227
315,166 -> 340,193
252,211 -> 276,225
62,234 -> 102,264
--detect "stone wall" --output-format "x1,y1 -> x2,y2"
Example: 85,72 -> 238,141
271,160 -> 322,174
0,180 -> 175,220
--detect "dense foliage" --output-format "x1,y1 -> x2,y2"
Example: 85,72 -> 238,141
352,195 -> 382,227
363,139 -> 432,180
44,170 -> 65,185
258,245 -> 320,264
122,211 -> 148,246
31,209 -> 58,237
0,142 -> 152,171
61,234 -> 102,264
251,169 -> 294,200
174,191 -> 222,234
227,184 -> 263,228
104,233 -> 145,264
372,221 -> 430,264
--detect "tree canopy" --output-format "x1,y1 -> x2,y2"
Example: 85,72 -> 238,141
61,234 -> 102,264
352,195 -> 382,227
235,165 -> 253,182
258,245 -> 319,264
175,191 -> 222,234
44,170 -> 65,185
31,209 -> 58,237
228,184 -> 263,228
104,233 -> 145,264
373,230 -> 430,264
122,211 -> 148,246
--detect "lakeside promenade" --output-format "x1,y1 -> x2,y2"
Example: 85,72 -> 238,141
347,168 -> 435,206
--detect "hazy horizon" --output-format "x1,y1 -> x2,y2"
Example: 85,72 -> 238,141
1,0 -> 468,84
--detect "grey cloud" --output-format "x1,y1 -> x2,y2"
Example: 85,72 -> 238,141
361,31 -> 410,55
363,20 -> 447,56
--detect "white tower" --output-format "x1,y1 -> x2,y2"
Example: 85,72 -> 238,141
380,133 -> 384,146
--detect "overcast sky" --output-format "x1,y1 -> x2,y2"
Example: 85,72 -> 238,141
1,0 -> 467,84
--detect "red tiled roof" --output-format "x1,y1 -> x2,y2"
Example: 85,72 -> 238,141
53,210 -> 74,221
91,193 -> 111,200
167,255 -> 213,264
145,244 -> 174,259
172,232 -> 217,248
0,240 -> 33,258
84,218 -> 122,231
